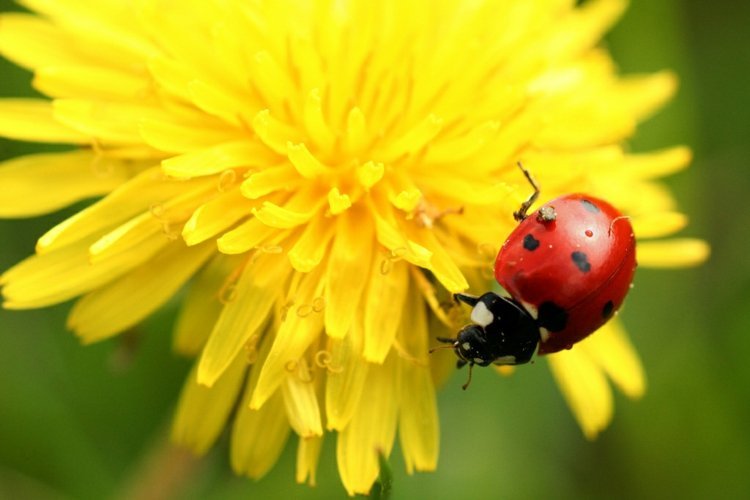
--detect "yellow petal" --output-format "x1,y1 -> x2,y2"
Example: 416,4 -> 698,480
139,115 -> 244,154
621,146 -> 692,180
344,106 -> 367,154
53,98 -> 164,144
34,65 -> 149,101
356,161 -> 384,190
631,211 -> 688,238
550,0 -> 627,62
87,212 -> 166,263
287,142 -> 334,179
398,359 -> 439,473
182,188 -> 254,247
379,113 -> 444,162
326,324 -> 369,430
287,215 -> 335,273
363,259 -> 409,363
618,71 -> 678,122
162,141 -> 275,178
231,390 -> 290,479
337,354 -> 399,496
386,171 -> 422,213
251,109 -> 301,156
416,171 -> 513,206
327,187 -> 352,215
197,253 -> 290,386
240,164 -> 299,199
282,359 -> 323,438
172,353 -> 248,454
391,187 -> 422,213
425,120 -> 500,165
296,435 -> 324,486
230,329 -> 288,477
324,210 -> 373,338
187,79 -> 248,127
216,217 -> 277,255
0,98 -> 89,143
147,55 -> 196,104
67,241 -> 214,343
18,0 -> 157,66
535,95 -> 634,149
250,269 -> 325,409
173,254 -> 242,356
35,168 -> 204,254
0,13 -> 83,69
580,320 -> 646,399
547,347 -> 613,440
0,150 -> 133,218
1,234 -> 166,309
250,50 -> 296,116
86,183 -> 213,263
637,238 -> 710,268
302,88 -> 335,154
406,227 -> 468,292
599,181 -> 676,216
370,196 -> 432,268
428,314 -> 461,389
397,285 -> 439,473
251,189 -> 325,229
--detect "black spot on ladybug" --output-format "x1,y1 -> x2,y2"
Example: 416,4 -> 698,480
580,199 -> 600,213
571,251 -> 591,273
602,300 -> 614,319
537,301 -> 568,332
523,234 -> 540,251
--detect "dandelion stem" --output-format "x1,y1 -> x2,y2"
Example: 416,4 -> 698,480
370,448 -> 393,500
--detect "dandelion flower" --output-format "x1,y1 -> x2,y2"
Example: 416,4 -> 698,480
0,0 -> 708,494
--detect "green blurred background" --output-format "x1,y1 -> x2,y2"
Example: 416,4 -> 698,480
1,0 -> 748,498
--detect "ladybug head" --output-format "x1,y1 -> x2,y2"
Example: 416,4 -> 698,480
453,324 -> 495,367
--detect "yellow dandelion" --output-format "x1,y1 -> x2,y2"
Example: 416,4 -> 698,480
0,0 -> 709,495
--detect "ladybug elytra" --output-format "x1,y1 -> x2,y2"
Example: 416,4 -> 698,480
437,164 -> 637,389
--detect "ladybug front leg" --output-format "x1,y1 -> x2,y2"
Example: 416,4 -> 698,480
453,292 -> 480,307
513,161 -> 540,221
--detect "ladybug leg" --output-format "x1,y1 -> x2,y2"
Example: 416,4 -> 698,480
513,161 -> 540,221
453,292 -> 480,306
456,359 -> 467,369
461,362 -> 475,390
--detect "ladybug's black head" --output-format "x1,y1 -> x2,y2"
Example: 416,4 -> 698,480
453,324 -> 495,367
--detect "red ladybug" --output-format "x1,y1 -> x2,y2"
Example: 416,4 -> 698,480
437,164 -> 636,388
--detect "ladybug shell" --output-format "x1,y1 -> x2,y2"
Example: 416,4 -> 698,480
494,194 -> 636,354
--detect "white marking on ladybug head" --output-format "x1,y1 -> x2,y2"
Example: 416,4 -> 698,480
471,301 -> 494,327
461,342 -> 471,351
539,327 -> 550,342
473,358 -> 484,364
493,355 -> 516,365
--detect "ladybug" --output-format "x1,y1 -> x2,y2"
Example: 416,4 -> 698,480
436,164 -> 636,389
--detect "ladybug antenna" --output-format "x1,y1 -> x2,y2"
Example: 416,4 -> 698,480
608,215 -> 632,236
429,336 -> 458,354
428,344 -> 456,354
462,363 -> 475,390
513,161 -> 540,221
